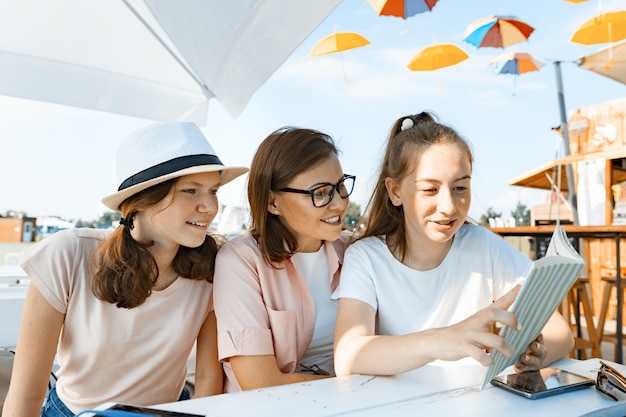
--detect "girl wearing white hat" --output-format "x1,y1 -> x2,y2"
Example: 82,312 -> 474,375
3,122 -> 247,417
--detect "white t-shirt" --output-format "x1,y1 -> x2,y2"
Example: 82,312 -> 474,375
292,246 -> 336,375
19,228 -> 213,413
332,223 -> 532,337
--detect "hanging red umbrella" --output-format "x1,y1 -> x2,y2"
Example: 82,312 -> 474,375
367,0 -> 438,19
464,15 -> 535,48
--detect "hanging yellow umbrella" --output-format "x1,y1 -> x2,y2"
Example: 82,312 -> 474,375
310,31 -> 370,82
564,0 -> 589,3
571,10 -> 626,45
407,43 -> 468,71
309,31 -> 370,57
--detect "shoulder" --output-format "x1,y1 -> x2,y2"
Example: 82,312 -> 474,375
220,231 -> 257,250
343,236 -> 388,263
350,235 -> 386,251
20,227 -> 110,261
329,230 -> 354,259
216,231 -> 262,262
455,223 -> 531,265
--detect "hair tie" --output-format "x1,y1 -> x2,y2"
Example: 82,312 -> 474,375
400,118 -> 414,131
119,217 -> 134,229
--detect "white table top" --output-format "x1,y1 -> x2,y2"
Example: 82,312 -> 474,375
114,358 -> 626,417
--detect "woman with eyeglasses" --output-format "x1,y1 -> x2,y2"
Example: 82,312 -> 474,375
213,127 -> 354,392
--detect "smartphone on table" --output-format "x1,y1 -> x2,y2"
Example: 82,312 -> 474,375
491,367 -> 594,399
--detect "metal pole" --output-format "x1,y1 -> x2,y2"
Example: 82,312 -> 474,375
554,61 -> 579,225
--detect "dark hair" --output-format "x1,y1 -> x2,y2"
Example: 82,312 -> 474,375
248,127 -> 338,266
359,111 -> 473,261
92,178 -> 223,308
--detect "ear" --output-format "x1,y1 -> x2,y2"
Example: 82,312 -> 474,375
267,191 -> 280,215
385,177 -> 402,207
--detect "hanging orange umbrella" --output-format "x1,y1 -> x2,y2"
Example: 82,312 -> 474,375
309,31 -> 370,57
488,52 -> 545,94
571,10 -> 626,45
367,0 -> 438,19
407,43 -> 468,71
564,0 -> 589,3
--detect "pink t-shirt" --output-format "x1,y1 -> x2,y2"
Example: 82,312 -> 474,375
19,228 -> 213,413
213,231 -> 351,392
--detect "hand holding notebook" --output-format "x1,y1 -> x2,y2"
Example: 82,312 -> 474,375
480,226 -> 585,389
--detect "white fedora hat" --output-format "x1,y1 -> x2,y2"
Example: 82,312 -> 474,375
102,121 -> 248,211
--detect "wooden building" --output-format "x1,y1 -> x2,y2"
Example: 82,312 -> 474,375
508,97 -> 626,318
0,217 -> 36,243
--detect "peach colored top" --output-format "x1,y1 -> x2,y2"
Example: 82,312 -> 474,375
213,231 -> 351,392
20,228 -> 212,413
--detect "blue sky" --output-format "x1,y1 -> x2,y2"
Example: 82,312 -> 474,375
2,0 -> 626,222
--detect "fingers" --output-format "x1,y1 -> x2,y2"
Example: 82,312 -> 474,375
492,285 -> 521,310
460,330 -> 517,366
490,286 -> 521,331
514,335 -> 548,372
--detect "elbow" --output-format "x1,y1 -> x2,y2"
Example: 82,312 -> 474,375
334,346 -> 357,377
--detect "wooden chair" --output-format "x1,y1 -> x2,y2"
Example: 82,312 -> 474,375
561,277 -> 601,359
597,267 -> 626,361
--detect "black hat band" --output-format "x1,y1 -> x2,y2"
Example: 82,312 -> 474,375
118,154 -> 223,191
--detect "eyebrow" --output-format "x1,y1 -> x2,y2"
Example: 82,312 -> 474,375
416,174 -> 472,183
301,175 -> 345,189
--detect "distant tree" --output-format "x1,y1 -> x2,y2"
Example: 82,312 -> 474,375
99,211 -> 121,226
479,207 -> 502,226
342,202 -> 362,232
3,210 -> 27,218
510,202 -> 530,226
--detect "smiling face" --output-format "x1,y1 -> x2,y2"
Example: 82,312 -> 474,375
269,154 -> 348,252
133,171 -> 221,250
386,142 -> 471,250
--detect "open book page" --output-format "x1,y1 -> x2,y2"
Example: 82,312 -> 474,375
479,226 -> 585,389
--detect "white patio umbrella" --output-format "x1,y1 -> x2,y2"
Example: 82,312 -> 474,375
579,39 -> 626,85
0,0 -> 341,124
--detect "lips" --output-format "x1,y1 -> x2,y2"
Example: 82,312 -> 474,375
187,221 -> 208,227
322,215 -> 341,224
435,220 -> 454,226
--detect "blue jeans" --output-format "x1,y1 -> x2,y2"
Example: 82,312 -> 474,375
41,385 -> 191,417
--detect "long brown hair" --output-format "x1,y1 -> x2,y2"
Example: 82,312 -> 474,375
359,111 -> 473,261
92,178 -> 222,308
248,127 -> 338,266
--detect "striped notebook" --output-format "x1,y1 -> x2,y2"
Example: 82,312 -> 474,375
479,226 -> 585,389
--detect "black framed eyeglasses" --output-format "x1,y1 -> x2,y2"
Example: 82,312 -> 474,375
280,174 -> 355,208
597,360 -> 626,401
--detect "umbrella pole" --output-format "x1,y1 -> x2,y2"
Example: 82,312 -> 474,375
554,61 -> 579,225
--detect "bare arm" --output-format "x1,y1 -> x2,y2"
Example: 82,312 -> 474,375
334,286 -> 522,376
192,311 -> 223,397
230,355 -> 329,390
2,284 -> 64,417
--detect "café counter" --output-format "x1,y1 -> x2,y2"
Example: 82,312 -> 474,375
490,225 -> 626,364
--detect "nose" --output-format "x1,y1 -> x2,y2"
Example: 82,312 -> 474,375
437,188 -> 456,215
199,193 -> 218,214
327,186 -> 348,209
